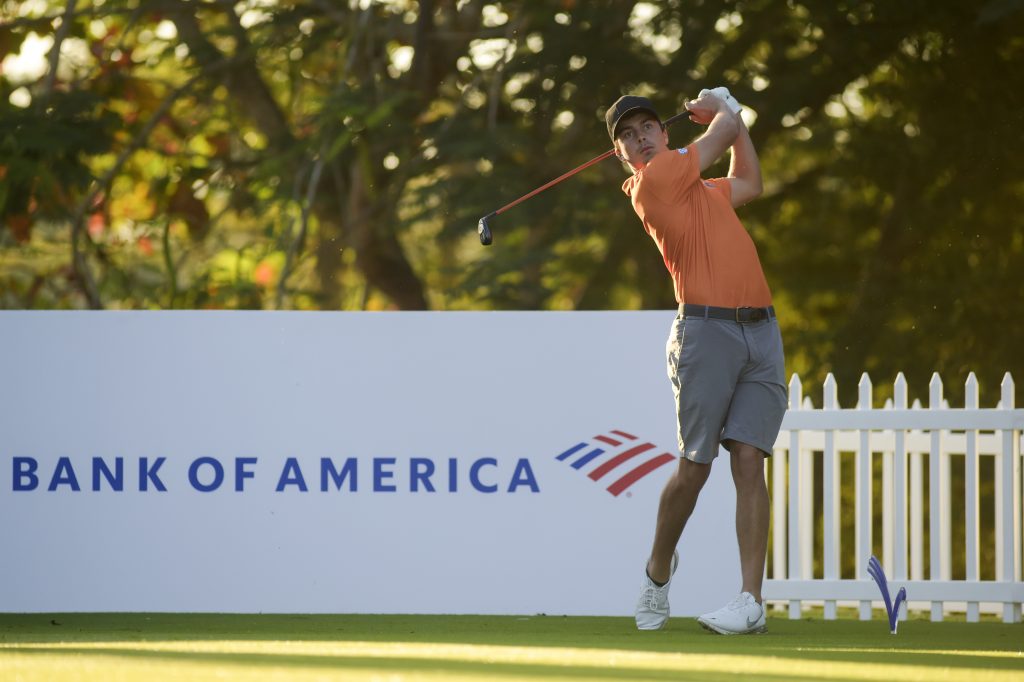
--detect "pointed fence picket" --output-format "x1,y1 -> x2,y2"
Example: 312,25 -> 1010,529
765,372 -> 1024,624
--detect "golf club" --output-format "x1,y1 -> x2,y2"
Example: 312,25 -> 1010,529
478,110 -> 693,245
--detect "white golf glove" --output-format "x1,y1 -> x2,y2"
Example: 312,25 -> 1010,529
698,86 -> 741,114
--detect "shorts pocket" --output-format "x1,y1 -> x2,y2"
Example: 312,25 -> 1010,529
767,321 -> 787,386
666,317 -> 701,379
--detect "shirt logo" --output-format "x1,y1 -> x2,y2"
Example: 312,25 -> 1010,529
677,148 -> 688,155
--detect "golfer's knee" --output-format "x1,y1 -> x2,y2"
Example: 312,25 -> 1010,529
673,457 -> 711,491
730,446 -> 766,488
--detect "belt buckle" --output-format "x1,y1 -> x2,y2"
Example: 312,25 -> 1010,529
736,307 -> 764,323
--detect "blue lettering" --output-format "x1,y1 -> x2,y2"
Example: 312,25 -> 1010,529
410,458 -> 435,492
140,457 -> 167,491
13,457 -> 38,491
189,457 -> 224,492
321,458 -> 357,492
508,458 -> 539,493
374,458 -> 396,492
92,457 -> 123,491
235,457 -> 257,492
276,457 -> 308,492
9,454 -> 541,494
470,458 -> 498,493
48,457 -> 80,491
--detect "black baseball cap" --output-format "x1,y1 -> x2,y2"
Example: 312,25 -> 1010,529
606,95 -> 661,141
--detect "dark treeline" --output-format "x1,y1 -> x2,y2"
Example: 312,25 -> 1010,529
1,0 -> 1022,405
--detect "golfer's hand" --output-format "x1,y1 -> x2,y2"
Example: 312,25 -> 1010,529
685,93 -> 728,125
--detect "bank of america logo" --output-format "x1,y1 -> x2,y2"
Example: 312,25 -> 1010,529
555,429 -> 676,496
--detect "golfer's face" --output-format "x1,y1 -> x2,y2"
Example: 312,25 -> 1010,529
616,114 -> 668,168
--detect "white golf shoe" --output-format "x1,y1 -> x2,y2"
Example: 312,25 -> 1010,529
697,592 -> 767,635
634,550 -> 679,630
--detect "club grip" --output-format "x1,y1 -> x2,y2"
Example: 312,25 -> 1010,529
663,111 -> 690,127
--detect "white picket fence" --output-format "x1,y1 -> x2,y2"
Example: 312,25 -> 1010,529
763,372 -> 1024,623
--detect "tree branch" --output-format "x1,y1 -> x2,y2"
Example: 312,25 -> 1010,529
276,143 -> 327,309
41,0 -> 78,101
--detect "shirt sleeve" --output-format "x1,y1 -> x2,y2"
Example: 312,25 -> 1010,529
706,177 -> 733,204
643,145 -> 701,204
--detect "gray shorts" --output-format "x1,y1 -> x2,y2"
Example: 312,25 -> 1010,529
666,308 -> 787,463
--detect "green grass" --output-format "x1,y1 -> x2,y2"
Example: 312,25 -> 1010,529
1,612 -> 1021,681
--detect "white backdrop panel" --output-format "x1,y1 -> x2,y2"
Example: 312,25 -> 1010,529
0,311 -> 740,614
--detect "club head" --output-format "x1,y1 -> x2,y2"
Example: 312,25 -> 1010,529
478,212 -> 495,246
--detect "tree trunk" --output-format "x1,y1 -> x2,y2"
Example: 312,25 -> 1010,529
169,1 -> 427,309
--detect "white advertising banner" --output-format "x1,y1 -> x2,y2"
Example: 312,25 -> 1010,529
0,312 -> 740,615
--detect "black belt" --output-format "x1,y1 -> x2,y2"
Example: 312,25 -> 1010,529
679,304 -> 776,323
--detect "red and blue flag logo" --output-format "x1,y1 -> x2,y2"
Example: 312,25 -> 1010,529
555,429 -> 676,496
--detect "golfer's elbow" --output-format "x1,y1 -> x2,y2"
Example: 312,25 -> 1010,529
749,175 -> 763,199
730,174 -> 763,207
745,178 -> 764,204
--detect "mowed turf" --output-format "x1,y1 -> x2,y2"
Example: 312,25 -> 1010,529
1,612 -> 1021,681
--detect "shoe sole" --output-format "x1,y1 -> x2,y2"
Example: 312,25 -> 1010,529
697,618 -> 767,635
636,622 -> 668,631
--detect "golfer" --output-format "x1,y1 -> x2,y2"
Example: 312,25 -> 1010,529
606,91 -> 786,634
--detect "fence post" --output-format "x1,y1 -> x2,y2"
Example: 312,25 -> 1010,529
910,399 -> 924,583
857,373 -> 873,620
893,374 -> 909,621
965,373 -> 980,622
929,373 -> 946,621
883,397 -> 894,579
823,374 -> 839,620
941,395 -> 953,591
772,444 -> 788,583
999,373 -> 1022,623
801,396 -> 815,584
787,373 -> 803,619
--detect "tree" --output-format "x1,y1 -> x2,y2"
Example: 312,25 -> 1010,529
1,0 -> 1021,403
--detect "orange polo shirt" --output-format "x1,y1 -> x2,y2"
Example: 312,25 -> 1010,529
622,145 -> 772,307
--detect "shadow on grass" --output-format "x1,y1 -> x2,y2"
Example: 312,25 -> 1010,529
0,645 -> 883,682
1,614 -> 1021,675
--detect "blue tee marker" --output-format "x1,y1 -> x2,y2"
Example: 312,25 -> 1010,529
868,555 -> 908,634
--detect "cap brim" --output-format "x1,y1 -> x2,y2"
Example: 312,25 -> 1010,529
611,107 -> 661,139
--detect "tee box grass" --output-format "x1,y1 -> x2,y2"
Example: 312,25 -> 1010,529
1,611 -> 1022,681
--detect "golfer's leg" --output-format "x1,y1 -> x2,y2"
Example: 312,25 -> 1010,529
730,443 -> 769,601
647,457 -> 712,583
657,313 -> 737,583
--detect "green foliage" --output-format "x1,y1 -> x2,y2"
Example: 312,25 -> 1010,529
0,90 -> 118,227
0,0 -> 1022,402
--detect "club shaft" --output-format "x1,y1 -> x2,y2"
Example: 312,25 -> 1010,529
492,111 -> 692,217
494,149 -> 615,216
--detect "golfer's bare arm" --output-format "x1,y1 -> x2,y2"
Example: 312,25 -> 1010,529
725,118 -> 763,207
690,103 -> 739,174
